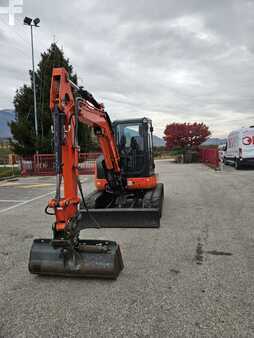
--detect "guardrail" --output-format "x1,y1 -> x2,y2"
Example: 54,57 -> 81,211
20,153 -> 101,176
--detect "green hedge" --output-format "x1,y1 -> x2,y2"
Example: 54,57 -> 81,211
169,148 -> 184,156
0,167 -> 20,179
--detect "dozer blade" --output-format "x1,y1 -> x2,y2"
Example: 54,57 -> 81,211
80,182 -> 164,229
79,208 -> 160,228
28,239 -> 123,279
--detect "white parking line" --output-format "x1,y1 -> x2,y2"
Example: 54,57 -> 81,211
0,191 -> 55,214
0,200 -> 27,203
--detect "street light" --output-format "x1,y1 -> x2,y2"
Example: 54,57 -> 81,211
24,17 -> 40,137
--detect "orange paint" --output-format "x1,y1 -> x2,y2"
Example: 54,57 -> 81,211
96,175 -> 157,191
49,68 -> 125,235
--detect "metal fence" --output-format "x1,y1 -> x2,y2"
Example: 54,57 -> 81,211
20,153 -> 101,176
199,148 -> 219,169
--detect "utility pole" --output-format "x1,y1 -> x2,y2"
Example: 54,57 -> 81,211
24,16 -> 40,137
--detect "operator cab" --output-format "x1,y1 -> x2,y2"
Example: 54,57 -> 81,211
112,117 -> 155,178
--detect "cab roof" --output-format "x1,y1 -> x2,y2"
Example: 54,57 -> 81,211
112,117 -> 152,126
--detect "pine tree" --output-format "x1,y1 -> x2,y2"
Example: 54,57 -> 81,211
10,43 -> 95,155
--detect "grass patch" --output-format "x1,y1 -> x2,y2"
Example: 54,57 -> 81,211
0,166 -> 20,179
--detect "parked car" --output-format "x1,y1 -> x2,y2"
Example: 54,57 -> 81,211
224,126 -> 254,169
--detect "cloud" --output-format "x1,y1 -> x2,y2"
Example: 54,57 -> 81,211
0,0 -> 253,137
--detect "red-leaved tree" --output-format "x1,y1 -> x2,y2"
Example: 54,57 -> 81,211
164,122 -> 211,150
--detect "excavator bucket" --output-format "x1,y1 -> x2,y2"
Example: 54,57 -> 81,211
29,239 -> 123,279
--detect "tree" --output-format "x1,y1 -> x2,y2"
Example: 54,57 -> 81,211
164,122 -> 211,151
10,43 -> 95,155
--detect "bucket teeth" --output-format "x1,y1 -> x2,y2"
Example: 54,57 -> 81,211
29,239 -> 123,279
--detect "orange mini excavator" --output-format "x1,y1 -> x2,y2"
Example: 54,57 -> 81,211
28,67 -> 163,279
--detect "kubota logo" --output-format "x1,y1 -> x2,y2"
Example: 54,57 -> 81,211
242,136 -> 254,145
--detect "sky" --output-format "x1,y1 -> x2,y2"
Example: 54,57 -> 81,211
0,0 -> 253,138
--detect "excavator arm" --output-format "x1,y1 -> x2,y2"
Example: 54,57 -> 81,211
48,67 -> 125,236
76,90 -> 125,193
28,67 -> 124,279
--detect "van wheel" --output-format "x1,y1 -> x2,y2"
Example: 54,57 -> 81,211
234,159 -> 241,170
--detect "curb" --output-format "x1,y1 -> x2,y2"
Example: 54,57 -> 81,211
0,175 -> 20,182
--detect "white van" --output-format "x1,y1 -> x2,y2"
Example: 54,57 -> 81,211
224,127 -> 254,169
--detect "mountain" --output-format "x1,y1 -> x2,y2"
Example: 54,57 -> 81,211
0,109 -> 15,138
201,138 -> 227,146
153,135 -> 165,147
125,127 -> 164,147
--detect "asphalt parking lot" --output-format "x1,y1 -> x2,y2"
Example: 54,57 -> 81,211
0,161 -> 254,337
